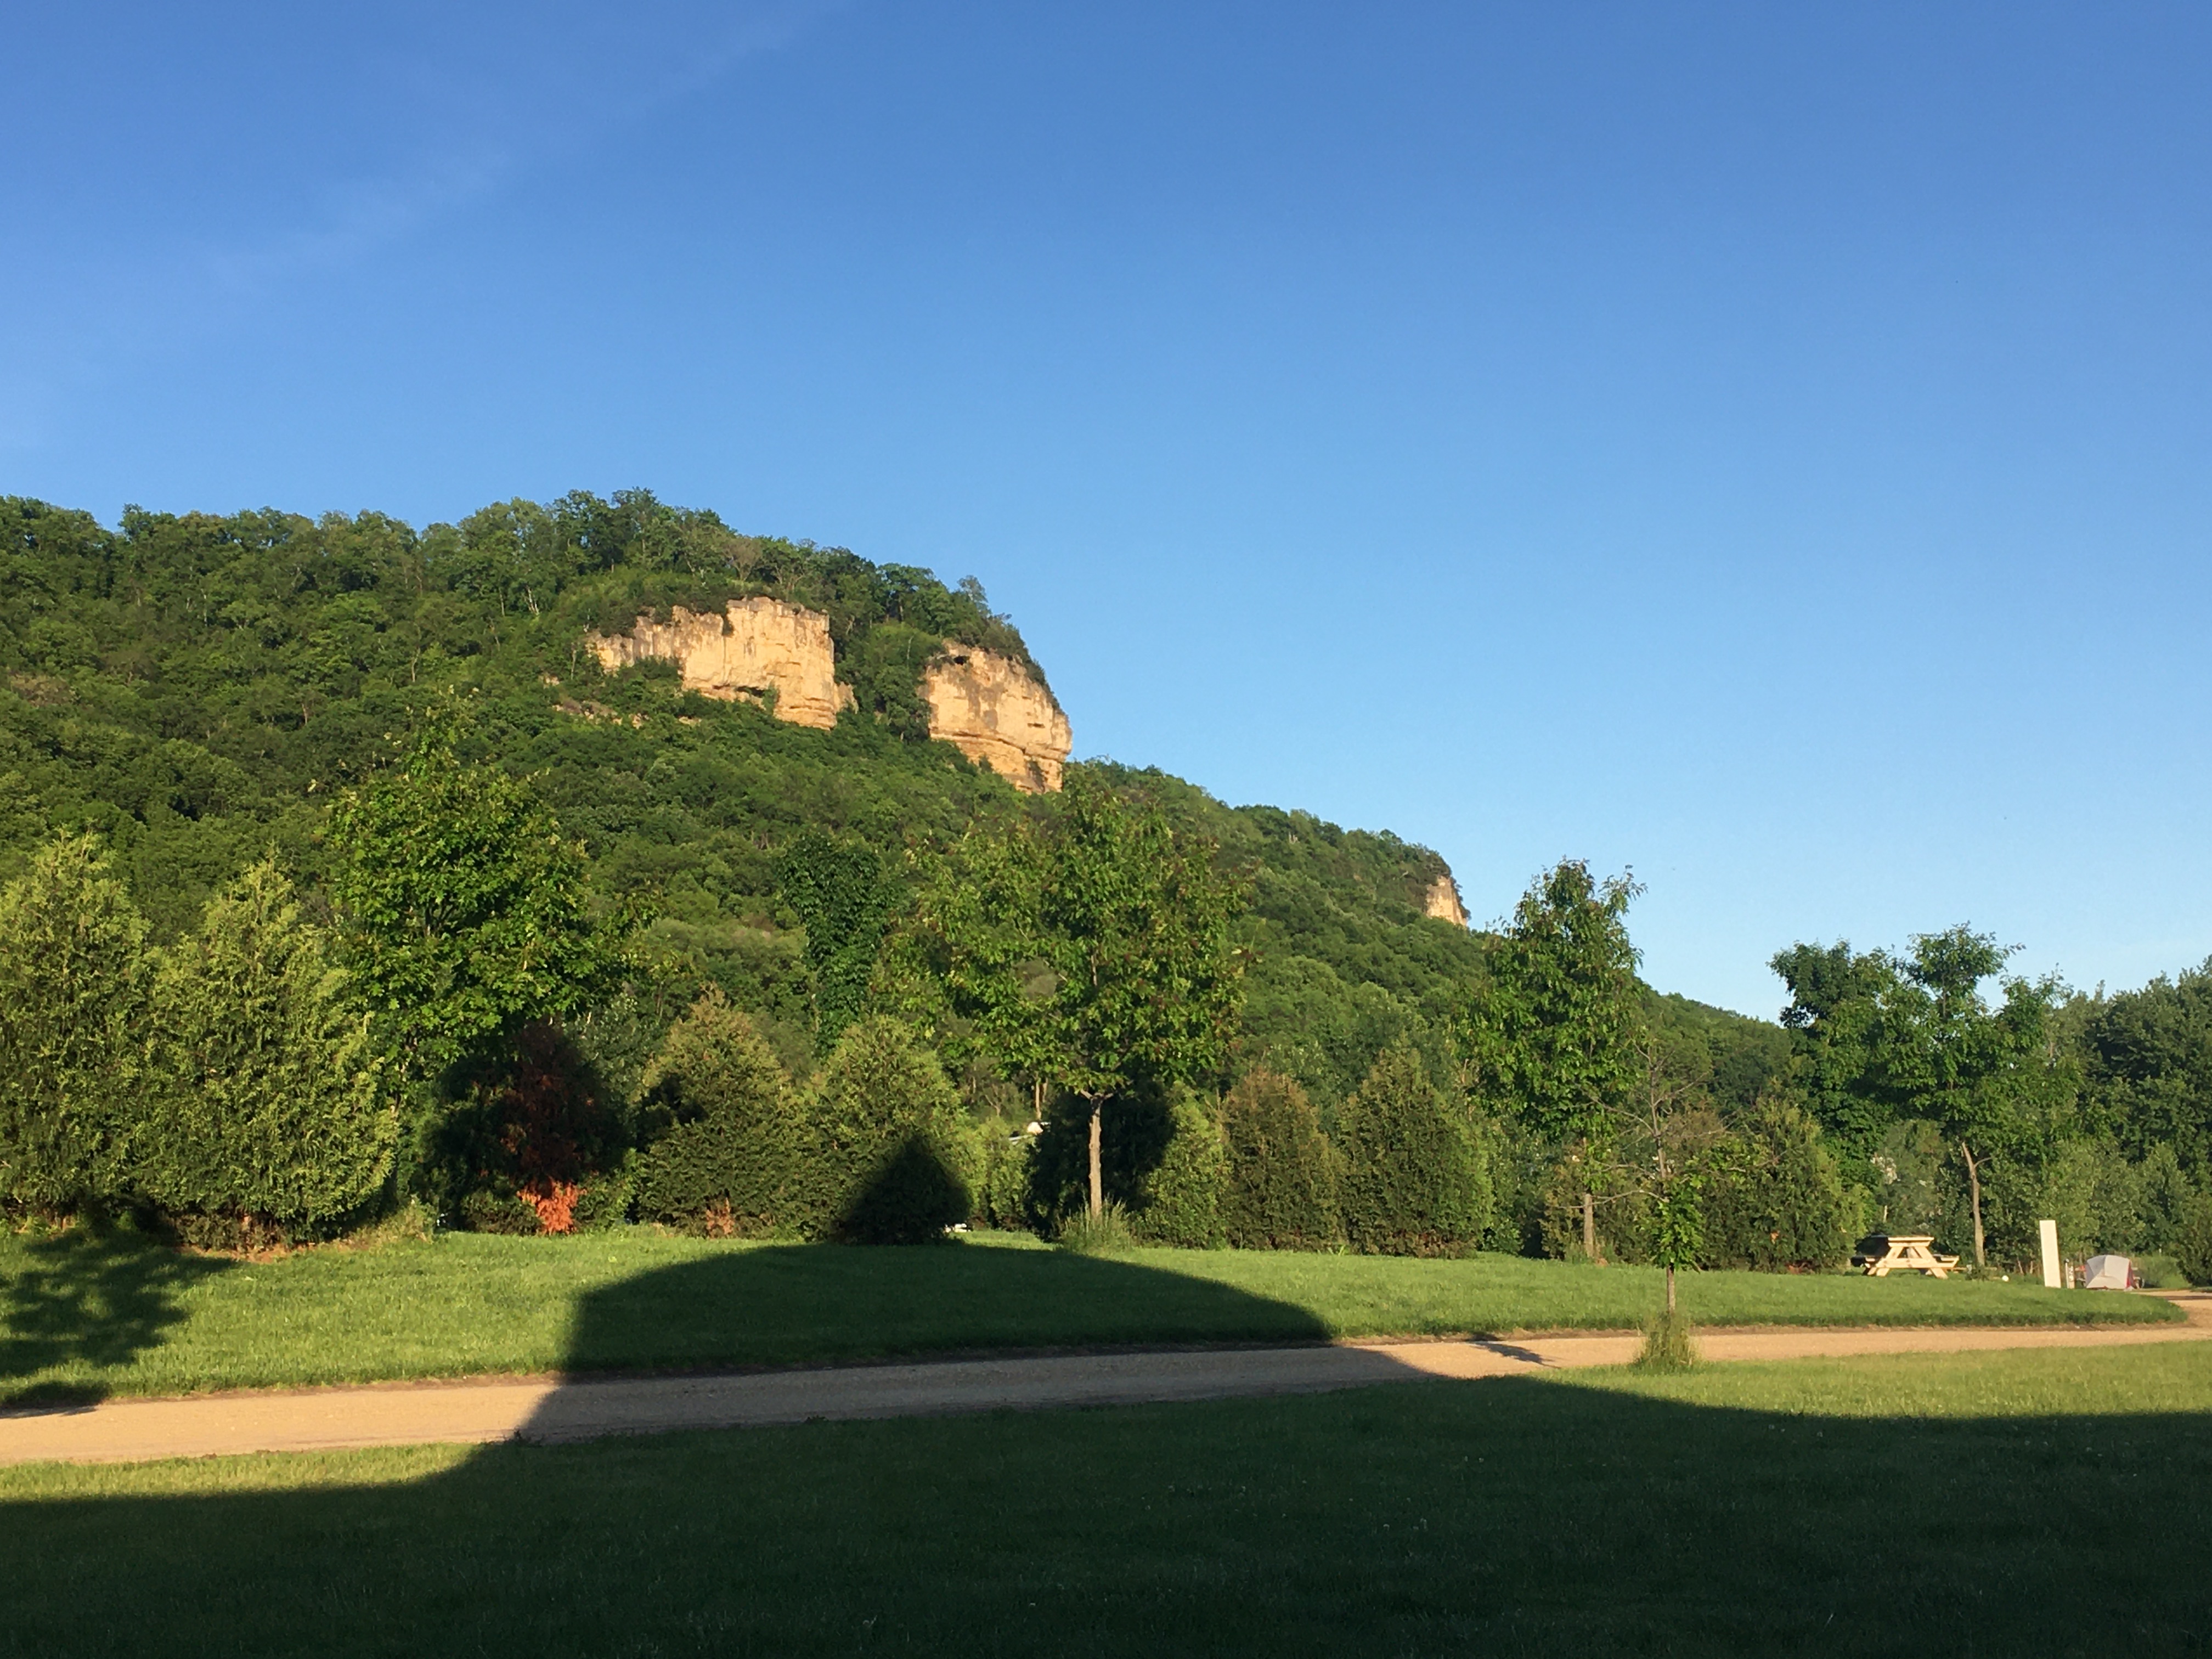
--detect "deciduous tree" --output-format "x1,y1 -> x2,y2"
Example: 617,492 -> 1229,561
918,772 -> 1244,1218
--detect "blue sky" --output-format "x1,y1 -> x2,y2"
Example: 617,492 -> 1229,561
5,2 -> 2210,1017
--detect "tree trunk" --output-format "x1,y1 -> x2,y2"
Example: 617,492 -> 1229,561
1665,1263 -> 1677,1314
1088,1101 -> 1104,1220
1960,1140 -> 1986,1268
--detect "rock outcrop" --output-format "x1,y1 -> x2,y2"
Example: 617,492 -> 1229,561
587,597 -> 854,729
921,648 -> 1072,793
588,600 -> 1073,790
1424,872 -> 1469,927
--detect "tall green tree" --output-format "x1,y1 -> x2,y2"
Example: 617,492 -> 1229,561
0,834 -> 149,1211
1770,941 -> 1914,1159
2079,961 -> 2212,1174
918,772 -> 1244,1218
1888,928 -> 2075,1268
327,730 -> 625,1078
138,860 -> 394,1232
1472,860 -> 1642,1138
1776,925 -> 2078,1266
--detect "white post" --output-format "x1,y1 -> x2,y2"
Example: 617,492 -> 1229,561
2039,1218 -> 2062,1289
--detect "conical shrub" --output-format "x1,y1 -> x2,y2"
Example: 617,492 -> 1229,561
635,990 -> 809,1234
1336,1041 -> 1490,1255
1221,1067 -> 1340,1249
139,860 -> 394,1233
0,834 -> 150,1212
806,1017 -> 980,1244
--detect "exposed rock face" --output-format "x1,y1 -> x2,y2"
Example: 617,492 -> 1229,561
1424,873 -> 1469,927
921,648 -> 1073,793
589,600 -> 1071,789
588,597 -> 854,729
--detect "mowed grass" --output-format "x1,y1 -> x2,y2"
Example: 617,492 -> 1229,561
0,1224 -> 2175,1402
6,1343 -> 2212,1656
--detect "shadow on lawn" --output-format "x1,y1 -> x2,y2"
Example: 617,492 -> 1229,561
7,1352 -> 2212,1656
10,1238 -> 2212,1652
0,1232 -> 231,1407
553,1239 -> 1335,1376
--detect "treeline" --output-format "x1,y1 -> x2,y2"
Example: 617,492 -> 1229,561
5,721 -> 2209,1277
0,740 -> 1849,1270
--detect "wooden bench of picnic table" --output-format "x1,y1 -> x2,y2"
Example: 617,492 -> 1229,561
1853,1234 -> 1962,1278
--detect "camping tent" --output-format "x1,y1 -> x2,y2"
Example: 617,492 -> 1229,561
2084,1254 -> 2132,1290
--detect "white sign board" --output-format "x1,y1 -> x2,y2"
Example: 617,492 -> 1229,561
2040,1218 -> 2062,1289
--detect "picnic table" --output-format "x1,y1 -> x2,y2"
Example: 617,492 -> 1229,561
1852,1234 -> 1962,1278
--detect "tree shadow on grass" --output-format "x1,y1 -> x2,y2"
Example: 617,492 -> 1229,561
0,1231 -> 232,1407
552,1239 -> 1334,1377
6,1356 -> 2212,1656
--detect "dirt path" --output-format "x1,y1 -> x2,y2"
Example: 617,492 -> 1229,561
7,1293 -> 2205,1467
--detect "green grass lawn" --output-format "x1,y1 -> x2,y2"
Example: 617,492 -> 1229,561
0,1224 -> 2176,1403
5,1342 -> 2210,1656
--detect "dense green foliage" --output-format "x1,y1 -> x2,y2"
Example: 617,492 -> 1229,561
138,861 -> 392,1233
809,1018 -> 980,1244
1764,924 -> 2212,1270
633,992 -> 809,1233
0,841 -> 390,1231
1129,1091 -> 1231,1248
910,772 -> 1244,1215
1472,861 -> 1642,1139
1699,1099 -> 1857,1271
1335,1042 -> 1491,1255
1221,1069 -> 1342,1249
327,729 -> 624,1079
0,837 -> 148,1209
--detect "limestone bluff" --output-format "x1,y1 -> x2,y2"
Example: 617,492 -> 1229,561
586,595 -> 1465,918
587,596 -> 1073,793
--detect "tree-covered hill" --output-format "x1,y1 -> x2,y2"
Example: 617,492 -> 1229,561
18,489 -> 2209,1278
6,489 -> 1768,1109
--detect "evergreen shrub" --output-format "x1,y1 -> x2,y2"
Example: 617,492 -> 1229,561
1335,1042 -> 1488,1255
1699,1098 -> 1856,1271
634,991 -> 809,1234
808,1017 -> 980,1244
137,860 -> 394,1234
0,835 -> 150,1212
1221,1067 -> 1341,1249
1131,1089 -> 1227,1248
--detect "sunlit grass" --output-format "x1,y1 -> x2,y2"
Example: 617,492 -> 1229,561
0,1223 -> 2175,1403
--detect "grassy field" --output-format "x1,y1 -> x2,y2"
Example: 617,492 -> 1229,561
5,1342 -> 2210,1656
0,1224 -> 2175,1403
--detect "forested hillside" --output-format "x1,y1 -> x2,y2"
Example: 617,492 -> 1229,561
0,489 -> 1589,1103
29,487 -> 2205,1282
